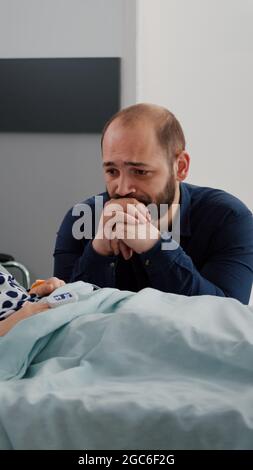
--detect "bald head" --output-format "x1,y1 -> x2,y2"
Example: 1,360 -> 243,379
101,103 -> 186,163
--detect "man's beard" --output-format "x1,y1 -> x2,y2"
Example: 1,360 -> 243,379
108,173 -> 176,220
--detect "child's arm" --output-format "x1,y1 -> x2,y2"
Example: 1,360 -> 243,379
0,301 -> 49,336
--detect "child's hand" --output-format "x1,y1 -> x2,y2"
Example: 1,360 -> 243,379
21,301 -> 50,317
29,277 -> 65,296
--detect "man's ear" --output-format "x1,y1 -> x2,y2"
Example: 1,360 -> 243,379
174,151 -> 190,182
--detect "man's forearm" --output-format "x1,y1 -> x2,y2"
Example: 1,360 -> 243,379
139,239 -> 248,302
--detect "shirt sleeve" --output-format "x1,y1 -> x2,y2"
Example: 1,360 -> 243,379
53,207 -> 117,287
139,212 -> 253,304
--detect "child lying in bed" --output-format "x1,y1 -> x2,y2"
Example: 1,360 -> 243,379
0,271 -> 65,336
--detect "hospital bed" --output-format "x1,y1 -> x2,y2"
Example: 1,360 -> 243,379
0,264 -> 253,450
0,254 -> 30,289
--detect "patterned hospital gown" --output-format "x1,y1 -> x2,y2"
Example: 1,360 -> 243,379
0,271 -> 39,320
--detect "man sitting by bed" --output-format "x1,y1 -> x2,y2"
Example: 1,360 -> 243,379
54,103 -> 253,304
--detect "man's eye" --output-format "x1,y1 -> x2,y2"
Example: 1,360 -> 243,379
131,169 -> 149,176
106,169 -> 117,175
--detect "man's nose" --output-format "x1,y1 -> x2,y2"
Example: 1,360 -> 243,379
115,175 -> 135,197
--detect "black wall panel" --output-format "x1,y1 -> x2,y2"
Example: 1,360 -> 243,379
0,58 -> 120,133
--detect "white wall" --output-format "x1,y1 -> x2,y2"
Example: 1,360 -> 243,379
0,0 -> 252,291
0,0 -> 136,282
121,0 -> 137,106
137,0 -> 253,211
0,0 -> 123,58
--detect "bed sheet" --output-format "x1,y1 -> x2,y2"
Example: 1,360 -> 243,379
0,282 -> 253,449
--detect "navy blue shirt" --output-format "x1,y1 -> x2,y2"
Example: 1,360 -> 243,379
54,183 -> 253,304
